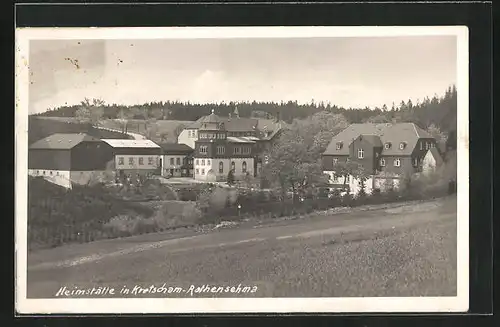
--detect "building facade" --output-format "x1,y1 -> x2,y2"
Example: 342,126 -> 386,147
322,123 -> 437,195
159,143 -> 194,177
192,110 -> 261,182
101,139 -> 162,179
28,133 -> 114,188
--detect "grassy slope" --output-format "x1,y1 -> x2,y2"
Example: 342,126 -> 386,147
29,116 -> 131,145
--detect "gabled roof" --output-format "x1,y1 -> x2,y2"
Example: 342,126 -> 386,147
101,139 -> 160,148
359,134 -> 383,147
159,143 -> 194,153
29,133 -> 101,150
323,123 -> 434,156
426,147 -> 444,166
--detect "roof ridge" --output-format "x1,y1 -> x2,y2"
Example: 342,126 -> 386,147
411,122 -> 420,138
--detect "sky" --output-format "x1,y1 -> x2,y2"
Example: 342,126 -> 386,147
28,36 -> 457,114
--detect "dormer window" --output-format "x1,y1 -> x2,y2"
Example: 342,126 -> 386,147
384,142 -> 392,149
399,142 -> 407,150
380,158 -> 386,167
336,142 -> 343,150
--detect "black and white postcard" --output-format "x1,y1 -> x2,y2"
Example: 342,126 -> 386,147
15,26 -> 469,313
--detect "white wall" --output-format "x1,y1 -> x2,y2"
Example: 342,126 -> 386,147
194,157 -> 254,181
29,169 -> 72,189
28,169 -> 108,189
114,155 -> 160,170
177,129 -> 197,149
422,151 -> 437,174
161,154 -> 189,177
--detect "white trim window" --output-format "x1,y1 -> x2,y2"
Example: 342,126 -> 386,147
336,142 -> 343,150
148,157 -> 154,165
333,158 -> 338,165
201,159 -> 205,166
399,142 -> 406,150
243,147 -> 251,154
199,145 -> 208,154
216,146 -> 225,155
420,142 -> 423,150
219,161 -> 224,174
425,142 -> 430,150
242,161 -> 247,173
380,158 -> 386,167
385,142 -> 391,149
207,159 -> 211,166
394,158 -> 401,167
357,148 -> 364,159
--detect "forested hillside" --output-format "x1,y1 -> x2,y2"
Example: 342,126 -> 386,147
34,85 -> 457,133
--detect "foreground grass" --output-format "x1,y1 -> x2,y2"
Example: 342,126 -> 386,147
27,197 -> 457,298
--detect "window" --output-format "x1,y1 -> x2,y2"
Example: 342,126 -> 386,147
56,171 -> 59,176
336,142 -> 343,150
129,157 -> 135,165
195,168 -> 199,175
199,145 -> 208,154
242,161 -> 247,173
394,158 -> 401,167
118,157 -> 124,165
196,159 -> 199,165
139,157 -> 144,165
234,147 -> 242,154
201,159 -> 205,166
42,171 -> 45,175
333,158 -> 338,165
176,157 -> 181,165
385,142 -> 391,149
413,158 -> 418,167
219,161 -> 224,174
243,147 -> 251,155
207,159 -> 211,166
170,157 -> 174,165
231,161 -> 235,172
201,169 -> 205,175
148,157 -> 154,165
217,146 -> 225,155
399,142 -> 406,150
357,148 -> 364,159
36,170 -> 39,175
420,142 -> 423,150
425,142 -> 430,150
50,171 -> 53,175
380,158 -> 386,166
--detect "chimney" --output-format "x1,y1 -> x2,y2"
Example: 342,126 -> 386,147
234,106 -> 240,119
275,111 -> 280,122
228,113 -> 232,121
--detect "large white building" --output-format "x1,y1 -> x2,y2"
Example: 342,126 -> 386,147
101,139 -> 162,177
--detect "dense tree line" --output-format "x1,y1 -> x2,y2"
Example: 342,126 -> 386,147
35,85 -> 457,133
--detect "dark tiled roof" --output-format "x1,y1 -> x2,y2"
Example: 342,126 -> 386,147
29,133 -> 101,150
159,143 -> 194,153
186,114 -> 283,139
324,123 -> 434,156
